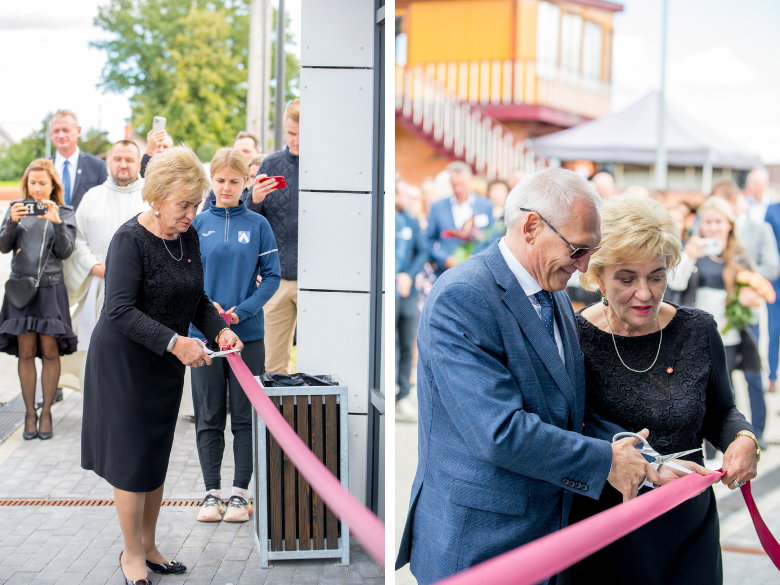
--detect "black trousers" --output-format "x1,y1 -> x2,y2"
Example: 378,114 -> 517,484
395,294 -> 420,401
190,338 -> 264,491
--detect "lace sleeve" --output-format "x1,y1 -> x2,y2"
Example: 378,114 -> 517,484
104,227 -> 175,355
702,315 -> 753,451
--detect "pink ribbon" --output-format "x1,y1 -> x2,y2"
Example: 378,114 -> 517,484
434,470 -> 780,585
218,316 -> 385,568
740,480 -> 780,569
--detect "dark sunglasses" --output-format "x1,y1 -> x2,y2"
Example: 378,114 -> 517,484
519,208 -> 601,259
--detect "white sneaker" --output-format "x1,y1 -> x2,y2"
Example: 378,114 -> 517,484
223,495 -> 251,523
197,494 -> 224,522
396,397 -> 418,421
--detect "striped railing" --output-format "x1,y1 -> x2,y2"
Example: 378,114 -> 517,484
398,59 -> 611,119
395,64 -> 546,181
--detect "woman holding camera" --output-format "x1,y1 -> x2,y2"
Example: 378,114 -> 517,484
0,159 -> 77,440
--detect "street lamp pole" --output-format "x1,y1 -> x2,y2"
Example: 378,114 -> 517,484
654,0 -> 669,190
274,0 -> 286,152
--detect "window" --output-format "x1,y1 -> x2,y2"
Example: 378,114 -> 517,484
583,21 -> 603,79
561,12 -> 583,75
536,1 -> 560,79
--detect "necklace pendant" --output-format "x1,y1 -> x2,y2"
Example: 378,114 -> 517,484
666,367 -> 673,374
187,259 -> 191,263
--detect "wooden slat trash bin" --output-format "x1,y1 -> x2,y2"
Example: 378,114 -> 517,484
252,373 -> 349,567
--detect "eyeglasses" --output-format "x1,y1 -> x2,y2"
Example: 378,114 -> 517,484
519,208 -> 601,259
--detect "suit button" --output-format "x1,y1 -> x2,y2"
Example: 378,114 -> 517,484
575,482 -> 582,489
582,485 -> 588,491
562,479 -> 570,486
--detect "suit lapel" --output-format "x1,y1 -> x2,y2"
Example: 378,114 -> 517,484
72,152 -> 85,198
484,245 -> 577,417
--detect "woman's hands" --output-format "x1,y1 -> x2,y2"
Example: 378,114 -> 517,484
217,329 -> 243,352
684,236 -> 707,259
213,301 -> 240,324
721,435 -> 759,490
738,286 -> 763,308
171,336 -> 212,368
40,200 -> 62,224
9,201 -> 61,224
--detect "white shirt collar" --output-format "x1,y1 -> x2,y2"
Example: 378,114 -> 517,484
498,237 -> 543,297
450,193 -> 475,208
55,147 -> 80,168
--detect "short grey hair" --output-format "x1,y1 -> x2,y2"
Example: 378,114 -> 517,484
504,167 -> 602,229
447,160 -> 473,177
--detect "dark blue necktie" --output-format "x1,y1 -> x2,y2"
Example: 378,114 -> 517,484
533,290 -> 556,341
62,160 -> 71,205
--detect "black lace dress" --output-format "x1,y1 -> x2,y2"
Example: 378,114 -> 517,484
81,217 -> 226,492
559,304 -> 752,585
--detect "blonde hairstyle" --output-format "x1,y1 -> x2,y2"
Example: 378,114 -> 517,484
695,195 -> 748,295
210,147 -> 250,182
580,194 -> 682,291
51,109 -> 79,126
20,159 -> 65,206
143,145 -> 210,206
284,98 -> 300,124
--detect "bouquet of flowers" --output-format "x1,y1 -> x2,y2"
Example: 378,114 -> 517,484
441,217 -> 484,265
722,270 -> 776,333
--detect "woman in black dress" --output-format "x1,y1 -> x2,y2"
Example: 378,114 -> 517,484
81,146 -> 243,585
0,159 -> 76,440
560,194 -> 759,585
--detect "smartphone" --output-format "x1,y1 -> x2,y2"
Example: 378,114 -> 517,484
265,175 -> 287,189
13,200 -> 47,216
699,238 -> 722,257
152,116 -> 167,133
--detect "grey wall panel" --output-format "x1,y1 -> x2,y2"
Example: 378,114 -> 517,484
297,290 -> 370,414
301,0 -> 375,68
348,414 -> 368,503
299,68 -> 374,192
298,191 -> 372,292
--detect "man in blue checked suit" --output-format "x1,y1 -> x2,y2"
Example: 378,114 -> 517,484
396,168 -> 660,584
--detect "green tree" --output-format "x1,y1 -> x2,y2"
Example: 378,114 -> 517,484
79,128 -> 112,157
92,0 -> 299,161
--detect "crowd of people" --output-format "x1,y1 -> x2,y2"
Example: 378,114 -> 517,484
396,165 -> 764,585
396,162 -> 780,454
0,102 -> 302,584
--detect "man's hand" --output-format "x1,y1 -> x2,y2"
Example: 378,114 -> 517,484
91,264 -> 106,279
607,428 -> 662,502
251,174 -> 279,205
396,272 -> 413,298
145,130 -> 166,156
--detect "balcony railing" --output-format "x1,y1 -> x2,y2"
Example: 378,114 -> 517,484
395,64 -> 546,181
398,59 -> 611,119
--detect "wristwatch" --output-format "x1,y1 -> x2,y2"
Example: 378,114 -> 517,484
166,333 -> 179,352
735,431 -> 760,462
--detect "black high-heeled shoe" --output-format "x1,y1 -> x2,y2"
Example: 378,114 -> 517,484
146,558 -> 187,575
119,551 -> 151,585
37,412 -> 53,440
22,413 -> 38,440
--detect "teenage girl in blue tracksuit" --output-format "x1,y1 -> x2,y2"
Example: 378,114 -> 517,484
190,147 -> 281,522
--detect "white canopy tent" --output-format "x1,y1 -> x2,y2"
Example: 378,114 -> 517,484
530,90 -> 761,192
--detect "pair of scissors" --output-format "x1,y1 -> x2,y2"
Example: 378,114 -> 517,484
195,339 -> 242,359
613,432 -> 702,489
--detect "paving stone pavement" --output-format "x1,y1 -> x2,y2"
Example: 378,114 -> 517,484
0,391 -> 384,584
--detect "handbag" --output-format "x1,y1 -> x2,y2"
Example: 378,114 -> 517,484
4,221 -> 54,309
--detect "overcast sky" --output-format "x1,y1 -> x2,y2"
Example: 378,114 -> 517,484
0,0 -> 301,145
2,0 -> 779,163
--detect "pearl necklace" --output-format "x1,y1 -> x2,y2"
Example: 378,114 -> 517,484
149,211 -> 183,261
601,301 -> 663,374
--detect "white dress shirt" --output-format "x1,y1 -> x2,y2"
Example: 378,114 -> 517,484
54,148 -> 80,198
745,193 -> 770,224
450,194 -> 475,229
499,237 -> 565,365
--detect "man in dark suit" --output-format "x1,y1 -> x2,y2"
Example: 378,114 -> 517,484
396,168 -> 661,584
427,161 -> 494,274
49,109 -> 108,209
